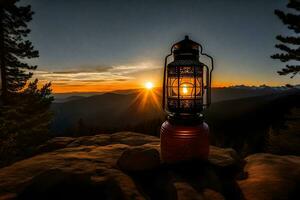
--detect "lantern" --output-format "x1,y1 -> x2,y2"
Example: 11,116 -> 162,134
160,35 -> 214,163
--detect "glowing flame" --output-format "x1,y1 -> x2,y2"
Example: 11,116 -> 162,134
182,85 -> 188,94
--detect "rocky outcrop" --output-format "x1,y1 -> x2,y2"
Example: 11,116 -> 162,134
0,132 -> 299,200
238,153 -> 300,200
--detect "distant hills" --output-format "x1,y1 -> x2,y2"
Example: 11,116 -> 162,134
53,89 -> 142,102
51,90 -> 164,135
50,86 -> 299,155
51,86 -> 299,131
53,85 -> 299,103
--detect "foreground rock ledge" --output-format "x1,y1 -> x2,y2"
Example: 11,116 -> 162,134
0,132 -> 299,200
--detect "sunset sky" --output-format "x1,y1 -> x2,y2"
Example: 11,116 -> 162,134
23,0 -> 299,93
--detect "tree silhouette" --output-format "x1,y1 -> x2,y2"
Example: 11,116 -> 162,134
0,78 -> 54,166
271,0 -> 300,78
0,0 -> 53,167
0,0 -> 38,102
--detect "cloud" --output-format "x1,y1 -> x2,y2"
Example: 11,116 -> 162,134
109,63 -> 157,75
52,65 -> 113,74
33,62 -> 159,86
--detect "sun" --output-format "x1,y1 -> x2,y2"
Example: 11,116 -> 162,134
145,81 -> 154,90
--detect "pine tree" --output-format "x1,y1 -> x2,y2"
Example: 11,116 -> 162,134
0,1 -> 53,166
0,0 -> 38,103
271,0 -> 300,78
0,79 -> 54,166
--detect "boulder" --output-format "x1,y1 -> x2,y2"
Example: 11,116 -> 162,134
208,146 -> 244,181
117,147 -> 160,171
238,153 -> 300,200
174,182 -> 204,200
209,146 -> 240,168
174,182 -> 225,200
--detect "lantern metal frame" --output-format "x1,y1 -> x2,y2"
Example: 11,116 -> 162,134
162,36 -> 214,119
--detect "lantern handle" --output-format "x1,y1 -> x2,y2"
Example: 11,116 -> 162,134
203,64 -> 210,108
197,44 -> 214,107
162,44 -> 176,110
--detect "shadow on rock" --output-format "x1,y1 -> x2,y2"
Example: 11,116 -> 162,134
128,169 -> 177,200
164,160 -> 246,200
18,169 -> 124,200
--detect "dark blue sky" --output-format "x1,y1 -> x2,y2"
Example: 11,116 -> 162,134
22,0 -> 299,92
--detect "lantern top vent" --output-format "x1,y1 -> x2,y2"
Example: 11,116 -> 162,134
174,35 -> 200,51
173,35 -> 200,60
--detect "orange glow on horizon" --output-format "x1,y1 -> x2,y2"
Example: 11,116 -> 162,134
48,82 -> 141,93
36,79 -> 288,93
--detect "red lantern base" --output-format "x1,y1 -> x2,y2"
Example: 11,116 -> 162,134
160,119 -> 209,163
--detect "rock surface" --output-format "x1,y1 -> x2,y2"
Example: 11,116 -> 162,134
238,153 -> 300,200
0,132 -> 299,200
117,147 -> 160,171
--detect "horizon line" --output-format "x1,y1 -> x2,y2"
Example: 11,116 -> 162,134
52,84 -> 298,94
